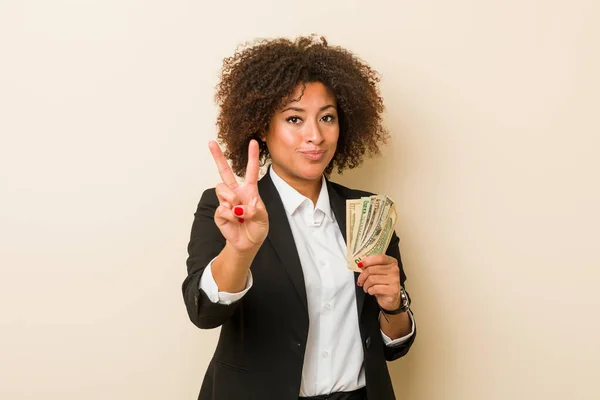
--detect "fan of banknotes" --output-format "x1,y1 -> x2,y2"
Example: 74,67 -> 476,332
346,195 -> 398,272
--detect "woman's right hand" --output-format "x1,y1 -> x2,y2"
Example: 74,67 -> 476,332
208,139 -> 269,254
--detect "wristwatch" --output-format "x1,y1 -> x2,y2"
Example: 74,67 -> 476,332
381,286 -> 411,315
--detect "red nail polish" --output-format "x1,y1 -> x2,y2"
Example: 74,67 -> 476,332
233,206 -> 243,216
357,262 -> 364,269
357,281 -> 362,287
238,218 -> 244,223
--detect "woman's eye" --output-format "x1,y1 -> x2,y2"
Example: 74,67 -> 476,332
321,114 -> 336,123
286,116 -> 302,124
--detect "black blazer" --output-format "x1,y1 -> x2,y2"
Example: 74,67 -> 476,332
182,171 -> 416,400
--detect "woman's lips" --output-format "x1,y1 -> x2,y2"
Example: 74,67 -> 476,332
299,150 -> 326,161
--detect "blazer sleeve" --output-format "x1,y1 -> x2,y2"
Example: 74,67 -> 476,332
383,230 -> 417,361
182,188 -> 243,329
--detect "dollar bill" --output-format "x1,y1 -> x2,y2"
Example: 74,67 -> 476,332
351,197 -> 370,255
356,195 -> 392,257
346,199 -> 361,263
359,195 -> 381,247
346,195 -> 398,272
350,205 -> 397,270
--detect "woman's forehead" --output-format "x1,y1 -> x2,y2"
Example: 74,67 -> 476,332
282,82 -> 337,108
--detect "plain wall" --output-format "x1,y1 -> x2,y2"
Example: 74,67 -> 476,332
1,1 -> 598,399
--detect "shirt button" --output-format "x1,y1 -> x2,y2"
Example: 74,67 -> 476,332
324,303 -> 332,311
322,351 -> 329,358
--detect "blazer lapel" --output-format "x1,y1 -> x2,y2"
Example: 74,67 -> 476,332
326,179 -> 366,319
258,171 -> 308,312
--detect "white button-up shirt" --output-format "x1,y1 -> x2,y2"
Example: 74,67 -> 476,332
200,167 -> 414,396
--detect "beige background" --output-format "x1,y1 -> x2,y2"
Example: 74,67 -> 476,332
1,0 -> 599,399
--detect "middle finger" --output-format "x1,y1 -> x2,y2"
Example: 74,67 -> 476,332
358,265 -> 398,286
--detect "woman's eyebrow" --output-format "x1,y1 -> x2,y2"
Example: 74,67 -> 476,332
280,104 -> 337,113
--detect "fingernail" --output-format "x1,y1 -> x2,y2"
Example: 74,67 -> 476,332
238,218 -> 244,223
357,281 -> 362,287
357,262 -> 364,269
233,206 -> 243,216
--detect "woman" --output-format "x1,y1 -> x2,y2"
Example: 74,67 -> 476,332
183,36 -> 416,400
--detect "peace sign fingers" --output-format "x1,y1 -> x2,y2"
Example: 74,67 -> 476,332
207,139 -> 269,253
209,140 -> 239,189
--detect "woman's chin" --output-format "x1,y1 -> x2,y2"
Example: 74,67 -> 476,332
298,166 -> 327,181
273,159 -> 329,181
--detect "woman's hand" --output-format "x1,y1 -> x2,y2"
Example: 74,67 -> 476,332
356,254 -> 402,311
209,139 -> 269,253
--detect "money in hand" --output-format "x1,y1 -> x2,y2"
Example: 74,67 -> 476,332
346,195 -> 398,272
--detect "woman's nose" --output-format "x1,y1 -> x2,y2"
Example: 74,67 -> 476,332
305,121 -> 324,144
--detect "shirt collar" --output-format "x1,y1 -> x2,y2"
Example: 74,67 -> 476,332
269,166 -> 334,222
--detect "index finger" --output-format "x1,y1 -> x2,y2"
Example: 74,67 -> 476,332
209,141 -> 238,188
358,254 -> 396,269
244,139 -> 260,185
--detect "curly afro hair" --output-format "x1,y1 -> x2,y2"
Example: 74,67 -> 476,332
215,35 -> 389,177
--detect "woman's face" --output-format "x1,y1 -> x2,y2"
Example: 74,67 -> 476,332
264,81 -> 339,186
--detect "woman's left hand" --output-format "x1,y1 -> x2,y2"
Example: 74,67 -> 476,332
356,254 -> 402,310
